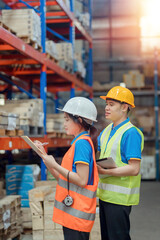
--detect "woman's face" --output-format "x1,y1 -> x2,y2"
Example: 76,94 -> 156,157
63,113 -> 82,136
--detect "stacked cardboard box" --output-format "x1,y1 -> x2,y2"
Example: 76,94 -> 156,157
0,195 -> 22,240
29,184 -> 63,240
74,59 -> 86,78
1,99 -> 44,135
75,11 -> 90,29
46,113 -> 64,134
21,207 -> 32,234
46,40 -> 59,61
2,9 -> 41,47
123,70 -> 145,88
56,43 -> 73,71
0,111 -> 21,137
6,165 -> 40,208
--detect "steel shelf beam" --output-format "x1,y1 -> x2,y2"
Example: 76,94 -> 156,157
0,136 -> 72,151
0,27 -> 92,94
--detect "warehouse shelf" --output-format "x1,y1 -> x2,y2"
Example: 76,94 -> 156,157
4,0 -> 92,43
0,26 -> 92,94
0,0 -> 93,179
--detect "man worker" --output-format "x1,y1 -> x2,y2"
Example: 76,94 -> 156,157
97,86 -> 144,240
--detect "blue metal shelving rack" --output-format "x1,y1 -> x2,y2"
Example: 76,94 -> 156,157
1,0 -> 93,179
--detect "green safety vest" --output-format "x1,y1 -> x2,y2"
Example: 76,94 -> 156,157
97,121 -> 144,206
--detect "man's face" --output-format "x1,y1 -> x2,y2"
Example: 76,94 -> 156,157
105,99 -> 125,122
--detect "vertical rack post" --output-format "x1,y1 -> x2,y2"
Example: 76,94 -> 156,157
40,0 -> 47,180
70,83 -> 75,98
88,0 -> 93,95
70,0 -> 75,97
154,47 -> 159,181
108,0 -> 113,82
55,92 -> 59,113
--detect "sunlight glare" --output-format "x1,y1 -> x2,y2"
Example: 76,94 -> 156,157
140,0 -> 160,50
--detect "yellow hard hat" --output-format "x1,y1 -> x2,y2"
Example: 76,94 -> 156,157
100,86 -> 135,108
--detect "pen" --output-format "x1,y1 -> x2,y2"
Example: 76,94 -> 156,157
41,142 -> 49,146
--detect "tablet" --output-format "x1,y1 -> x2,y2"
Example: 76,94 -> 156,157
96,157 -> 117,168
21,136 -> 44,156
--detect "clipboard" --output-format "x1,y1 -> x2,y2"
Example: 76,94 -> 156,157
96,157 -> 117,169
21,136 -> 44,157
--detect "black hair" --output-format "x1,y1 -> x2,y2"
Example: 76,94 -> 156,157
67,113 -> 98,152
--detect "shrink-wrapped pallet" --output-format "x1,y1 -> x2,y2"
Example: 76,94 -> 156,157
46,40 -> 59,61
2,9 -> 41,47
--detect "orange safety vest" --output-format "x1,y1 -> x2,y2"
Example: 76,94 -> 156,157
52,134 -> 99,232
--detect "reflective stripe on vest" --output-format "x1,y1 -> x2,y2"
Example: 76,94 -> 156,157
98,182 -> 139,195
54,200 -> 95,221
58,178 -> 97,199
97,121 -> 144,206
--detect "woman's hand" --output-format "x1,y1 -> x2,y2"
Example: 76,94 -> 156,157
42,154 -> 57,169
34,140 -> 57,169
34,140 -> 47,155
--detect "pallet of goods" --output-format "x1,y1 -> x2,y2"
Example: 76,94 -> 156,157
0,111 -> 22,137
46,41 -> 59,62
2,9 -> 41,49
1,99 -> 44,136
28,184 -> 63,240
46,113 -> 64,132
123,70 -> 145,89
56,43 -> 73,73
6,164 -> 40,208
0,195 -> 22,240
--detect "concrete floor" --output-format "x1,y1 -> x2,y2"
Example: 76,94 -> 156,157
21,181 -> 160,240
131,181 -> 160,240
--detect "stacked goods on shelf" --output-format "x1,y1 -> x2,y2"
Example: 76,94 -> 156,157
1,99 -> 44,136
75,11 -> 90,29
21,207 -> 32,235
0,111 -> 21,137
46,113 -> 68,138
5,164 -> 40,208
141,155 -> 156,180
46,41 -> 59,61
0,195 -> 22,240
56,43 -> 73,72
2,9 -> 41,48
123,70 -> 145,88
74,55 -> 86,78
29,184 -> 63,240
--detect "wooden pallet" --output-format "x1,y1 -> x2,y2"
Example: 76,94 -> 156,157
0,128 -> 24,137
75,72 -> 83,80
0,21 -> 16,35
20,125 -> 44,137
47,131 -> 73,139
46,53 -> 58,63
19,36 -> 42,52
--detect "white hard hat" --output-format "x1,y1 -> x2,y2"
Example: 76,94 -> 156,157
57,97 -> 97,122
